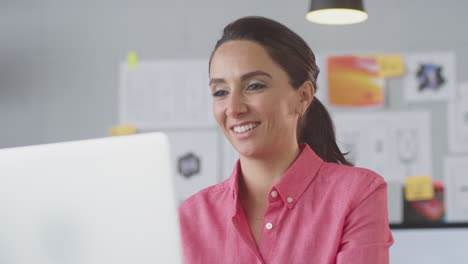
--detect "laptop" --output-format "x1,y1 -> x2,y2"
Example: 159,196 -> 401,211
0,132 -> 182,264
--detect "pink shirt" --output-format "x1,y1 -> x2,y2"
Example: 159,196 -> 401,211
178,144 -> 394,264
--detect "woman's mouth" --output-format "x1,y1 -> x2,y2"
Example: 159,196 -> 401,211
232,122 -> 260,134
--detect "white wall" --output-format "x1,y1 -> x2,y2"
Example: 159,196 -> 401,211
391,229 -> 468,263
2,0 -> 467,181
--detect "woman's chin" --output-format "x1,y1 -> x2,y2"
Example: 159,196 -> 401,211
234,144 -> 268,160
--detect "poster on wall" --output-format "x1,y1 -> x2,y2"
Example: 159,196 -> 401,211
166,129 -> 220,203
448,82 -> 468,153
119,60 -> 215,129
326,55 -> 385,108
444,156 -> 468,222
333,111 -> 432,183
403,52 -> 456,102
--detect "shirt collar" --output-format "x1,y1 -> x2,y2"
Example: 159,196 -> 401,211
273,143 -> 323,209
226,159 -> 242,217
226,143 -> 324,215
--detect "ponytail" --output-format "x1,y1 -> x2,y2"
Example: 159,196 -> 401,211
298,97 -> 353,166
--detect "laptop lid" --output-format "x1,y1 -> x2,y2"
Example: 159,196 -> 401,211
0,132 -> 182,264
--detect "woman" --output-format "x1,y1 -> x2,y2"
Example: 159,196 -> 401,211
178,16 -> 393,264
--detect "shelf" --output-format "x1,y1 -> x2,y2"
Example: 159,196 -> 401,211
390,222 -> 468,229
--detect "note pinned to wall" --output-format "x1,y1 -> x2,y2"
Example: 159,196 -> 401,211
127,51 -> 138,69
110,124 -> 137,136
377,54 -> 405,78
405,175 -> 434,201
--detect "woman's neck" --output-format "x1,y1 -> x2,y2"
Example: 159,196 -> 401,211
238,142 -> 301,205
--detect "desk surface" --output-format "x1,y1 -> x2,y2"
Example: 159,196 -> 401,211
390,222 -> 468,229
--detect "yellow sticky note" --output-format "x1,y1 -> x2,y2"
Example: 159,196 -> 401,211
376,54 -> 405,78
110,124 -> 137,136
405,175 -> 434,201
127,51 -> 138,69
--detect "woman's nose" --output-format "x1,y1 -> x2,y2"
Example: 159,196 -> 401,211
226,92 -> 247,117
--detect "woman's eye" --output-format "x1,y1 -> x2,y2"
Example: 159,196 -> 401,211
212,90 -> 228,97
247,82 -> 266,90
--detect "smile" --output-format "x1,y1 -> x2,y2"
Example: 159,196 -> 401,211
233,123 -> 259,133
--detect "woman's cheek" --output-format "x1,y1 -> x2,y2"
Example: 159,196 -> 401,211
212,102 -> 225,126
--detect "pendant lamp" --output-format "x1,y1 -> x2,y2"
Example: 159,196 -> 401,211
306,0 -> 368,25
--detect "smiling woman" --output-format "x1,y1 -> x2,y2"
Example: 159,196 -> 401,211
178,16 -> 393,264
210,40 -> 303,160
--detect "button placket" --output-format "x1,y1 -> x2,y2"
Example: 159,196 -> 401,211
260,212 -> 279,260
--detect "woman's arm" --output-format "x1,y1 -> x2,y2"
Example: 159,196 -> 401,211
336,175 -> 394,264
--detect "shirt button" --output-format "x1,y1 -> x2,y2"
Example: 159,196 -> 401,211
270,190 -> 278,198
287,197 -> 294,203
265,223 -> 273,230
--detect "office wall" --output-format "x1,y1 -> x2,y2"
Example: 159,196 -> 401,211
1,0 -> 467,263
2,0 -> 468,181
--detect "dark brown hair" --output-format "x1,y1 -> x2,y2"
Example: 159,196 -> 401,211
209,16 -> 352,166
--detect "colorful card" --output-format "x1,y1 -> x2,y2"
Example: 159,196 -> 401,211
404,182 -> 445,223
327,55 -> 384,108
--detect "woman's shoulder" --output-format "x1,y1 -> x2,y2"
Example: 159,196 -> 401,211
319,161 -> 386,187
316,162 -> 387,208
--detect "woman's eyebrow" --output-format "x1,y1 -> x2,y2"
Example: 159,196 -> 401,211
209,78 -> 224,86
241,71 -> 272,81
209,71 -> 272,86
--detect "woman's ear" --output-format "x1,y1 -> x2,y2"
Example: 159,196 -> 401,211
297,81 -> 315,116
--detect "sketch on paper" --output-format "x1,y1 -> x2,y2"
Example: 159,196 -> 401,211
166,130 -> 220,201
177,152 -> 201,178
339,131 -> 359,165
333,111 -> 432,183
448,82 -> 468,153
403,52 -> 456,102
119,60 -> 215,129
396,128 -> 419,177
367,128 -> 390,175
444,156 -> 468,222
416,63 -> 446,92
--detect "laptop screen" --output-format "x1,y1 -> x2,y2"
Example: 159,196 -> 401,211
0,133 -> 182,264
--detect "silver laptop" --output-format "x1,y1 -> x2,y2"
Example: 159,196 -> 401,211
0,133 -> 182,264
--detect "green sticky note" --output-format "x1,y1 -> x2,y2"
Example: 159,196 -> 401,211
127,52 -> 138,69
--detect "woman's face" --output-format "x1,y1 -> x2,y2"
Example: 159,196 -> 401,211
209,40 -> 304,159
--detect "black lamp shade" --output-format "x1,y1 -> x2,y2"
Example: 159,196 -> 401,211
306,0 -> 368,25
309,0 -> 365,12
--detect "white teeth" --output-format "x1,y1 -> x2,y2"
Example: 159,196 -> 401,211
233,123 -> 258,133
